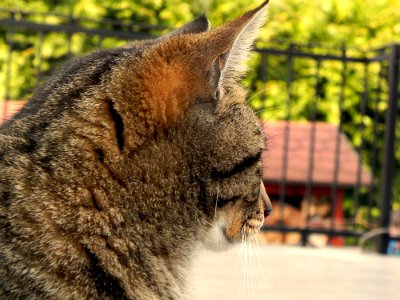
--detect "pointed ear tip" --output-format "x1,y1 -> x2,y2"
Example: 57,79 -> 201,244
195,14 -> 210,29
196,14 -> 208,21
256,0 -> 270,12
260,0 -> 270,8
252,0 -> 270,14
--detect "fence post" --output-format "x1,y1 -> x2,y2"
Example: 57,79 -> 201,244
377,44 -> 400,254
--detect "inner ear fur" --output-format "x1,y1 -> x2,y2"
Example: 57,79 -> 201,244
130,39 -> 213,129
199,0 -> 269,99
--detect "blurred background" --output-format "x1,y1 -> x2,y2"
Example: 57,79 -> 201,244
0,0 -> 399,299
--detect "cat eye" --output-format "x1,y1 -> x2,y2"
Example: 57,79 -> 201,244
217,195 -> 240,207
211,152 -> 261,180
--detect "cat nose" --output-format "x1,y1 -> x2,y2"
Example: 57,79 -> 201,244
263,197 -> 272,218
260,181 -> 272,218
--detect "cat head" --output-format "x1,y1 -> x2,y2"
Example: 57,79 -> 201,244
105,1 -> 272,250
109,0 -> 270,130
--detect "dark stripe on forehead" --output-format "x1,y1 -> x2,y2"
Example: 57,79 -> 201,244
108,101 -> 125,151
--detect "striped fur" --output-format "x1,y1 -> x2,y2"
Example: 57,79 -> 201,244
0,2 -> 271,299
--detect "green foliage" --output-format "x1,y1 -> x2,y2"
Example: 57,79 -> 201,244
260,0 -> 400,49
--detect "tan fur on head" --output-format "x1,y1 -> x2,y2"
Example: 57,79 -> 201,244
127,38 -> 212,128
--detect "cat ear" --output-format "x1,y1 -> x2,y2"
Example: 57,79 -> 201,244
123,2 -> 268,129
204,0 -> 269,99
163,15 -> 210,38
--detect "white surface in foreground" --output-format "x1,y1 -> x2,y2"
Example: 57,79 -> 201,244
189,245 -> 400,300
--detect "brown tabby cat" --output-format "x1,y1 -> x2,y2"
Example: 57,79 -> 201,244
0,1 -> 271,299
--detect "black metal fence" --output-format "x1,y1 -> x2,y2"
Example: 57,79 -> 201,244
255,44 -> 400,254
0,8 -> 167,105
0,9 -> 399,254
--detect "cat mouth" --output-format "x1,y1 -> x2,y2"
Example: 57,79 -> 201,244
203,216 -> 264,251
242,219 -> 264,239
225,218 -> 263,242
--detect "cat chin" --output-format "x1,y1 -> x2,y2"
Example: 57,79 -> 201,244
202,218 -> 235,252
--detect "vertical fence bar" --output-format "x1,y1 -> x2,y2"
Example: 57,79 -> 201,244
303,58 -> 321,245
353,63 -> 369,228
66,31 -> 73,58
259,53 -> 268,103
96,36 -> 104,49
377,44 -> 400,254
35,32 -> 44,83
367,61 -> 384,227
331,47 -> 347,231
279,44 -> 294,232
66,5 -> 75,58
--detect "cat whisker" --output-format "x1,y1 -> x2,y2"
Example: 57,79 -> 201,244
258,110 -> 282,125
254,106 -> 283,115
213,188 -> 223,251
254,235 -> 281,300
214,187 -> 219,222
239,224 -> 246,300
243,222 -> 250,300
252,235 -> 268,283
248,235 -> 256,298
251,235 -> 266,295
246,88 -> 268,104
228,228 -> 242,295
245,230 -> 249,291
246,225 -> 254,299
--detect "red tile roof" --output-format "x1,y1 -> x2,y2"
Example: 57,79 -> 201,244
262,121 -> 372,187
0,100 -> 25,122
